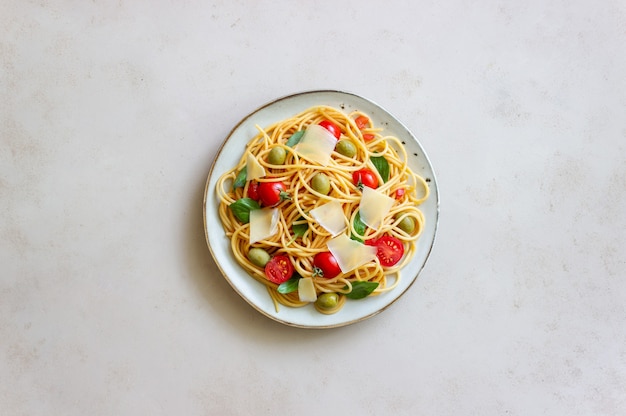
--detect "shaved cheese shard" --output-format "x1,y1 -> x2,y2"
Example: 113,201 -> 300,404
327,234 -> 377,274
359,186 -> 396,230
245,151 -> 266,181
298,277 -> 317,302
249,207 -> 279,244
295,124 -> 338,165
310,201 -> 347,236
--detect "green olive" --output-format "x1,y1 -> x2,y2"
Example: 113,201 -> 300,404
396,214 -> 416,234
311,173 -> 331,195
315,293 -> 339,310
335,139 -> 356,158
247,248 -> 271,267
268,147 -> 287,165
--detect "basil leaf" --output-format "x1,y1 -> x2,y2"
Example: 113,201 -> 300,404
344,281 -> 379,299
292,216 -> 308,238
228,198 -> 260,223
277,274 -> 301,294
233,166 -> 247,190
285,130 -> 304,147
351,211 -> 366,242
370,156 -> 389,183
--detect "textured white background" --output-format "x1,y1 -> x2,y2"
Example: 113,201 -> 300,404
2,1 -> 625,415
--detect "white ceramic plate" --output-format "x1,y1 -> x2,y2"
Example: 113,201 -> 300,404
203,90 -> 439,328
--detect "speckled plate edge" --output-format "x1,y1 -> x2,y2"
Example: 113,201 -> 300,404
203,90 -> 439,329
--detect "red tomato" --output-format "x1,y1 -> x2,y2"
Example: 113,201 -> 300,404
247,181 -> 259,201
366,236 -> 405,267
363,133 -> 375,142
313,252 -> 341,279
319,120 -> 341,139
257,181 -> 289,206
352,169 -> 378,189
355,115 -> 370,129
394,188 -> 405,199
265,255 -> 294,284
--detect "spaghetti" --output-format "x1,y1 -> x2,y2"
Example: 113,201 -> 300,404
215,105 -> 429,314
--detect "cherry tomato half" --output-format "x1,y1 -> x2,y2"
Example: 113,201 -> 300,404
366,236 -> 405,267
313,252 -> 341,279
247,181 -> 259,201
265,255 -> 294,284
363,133 -> 375,142
319,120 -> 341,139
257,181 -> 290,207
352,169 -> 378,190
354,115 -> 370,130
394,188 -> 405,200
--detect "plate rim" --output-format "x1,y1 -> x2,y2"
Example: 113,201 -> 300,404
203,89 -> 440,329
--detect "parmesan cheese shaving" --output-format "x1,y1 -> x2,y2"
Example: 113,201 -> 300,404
359,186 -> 396,230
245,151 -> 266,181
298,277 -> 317,302
310,201 -> 347,236
249,207 -> 279,244
294,124 -> 337,165
327,234 -> 377,274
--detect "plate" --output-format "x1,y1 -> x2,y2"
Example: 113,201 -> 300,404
203,90 -> 439,328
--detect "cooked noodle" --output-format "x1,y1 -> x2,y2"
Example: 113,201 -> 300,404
215,105 -> 429,314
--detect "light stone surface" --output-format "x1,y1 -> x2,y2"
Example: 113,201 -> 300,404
1,1 -> 625,415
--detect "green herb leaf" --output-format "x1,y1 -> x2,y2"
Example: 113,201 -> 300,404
233,166 -> 247,190
350,211 -> 367,242
292,216 -> 308,238
370,156 -> 389,183
228,198 -> 260,223
277,274 -> 301,294
285,130 -> 304,147
344,281 -> 379,299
